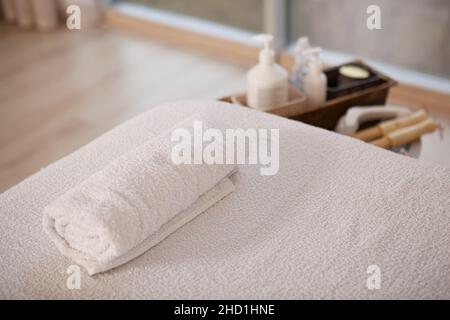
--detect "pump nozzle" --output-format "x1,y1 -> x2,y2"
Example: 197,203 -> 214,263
303,47 -> 322,60
295,37 -> 310,53
303,47 -> 323,75
253,34 -> 275,65
293,37 -> 311,66
253,34 -> 273,50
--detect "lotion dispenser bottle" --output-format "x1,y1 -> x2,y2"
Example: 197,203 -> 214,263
303,47 -> 327,110
290,37 -> 311,91
247,34 -> 288,111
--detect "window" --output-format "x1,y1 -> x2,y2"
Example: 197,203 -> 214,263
289,0 -> 450,79
121,0 -> 263,32
114,0 -> 450,86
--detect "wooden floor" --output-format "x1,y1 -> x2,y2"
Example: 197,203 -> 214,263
0,24 -> 246,192
1,24 -> 449,192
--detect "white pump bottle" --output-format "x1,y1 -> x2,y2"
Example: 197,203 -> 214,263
290,37 -> 311,90
247,34 -> 288,110
303,47 -> 327,110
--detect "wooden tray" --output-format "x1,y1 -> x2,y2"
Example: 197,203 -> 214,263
219,85 -> 307,118
219,60 -> 397,130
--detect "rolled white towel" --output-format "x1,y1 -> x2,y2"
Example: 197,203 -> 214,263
43,117 -> 237,275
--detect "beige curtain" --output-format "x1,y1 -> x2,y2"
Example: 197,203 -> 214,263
0,0 -> 105,31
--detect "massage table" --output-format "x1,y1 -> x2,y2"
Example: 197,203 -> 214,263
1,100 -> 449,299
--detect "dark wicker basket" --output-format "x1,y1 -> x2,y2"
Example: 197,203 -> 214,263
292,60 -> 397,130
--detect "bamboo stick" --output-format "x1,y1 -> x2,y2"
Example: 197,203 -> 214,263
353,109 -> 427,141
370,118 -> 438,149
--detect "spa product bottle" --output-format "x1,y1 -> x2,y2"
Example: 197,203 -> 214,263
303,48 -> 327,110
247,34 -> 288,111
290,37 -> 311,91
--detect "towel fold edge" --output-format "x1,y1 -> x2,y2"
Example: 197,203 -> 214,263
45,176 -> 235,276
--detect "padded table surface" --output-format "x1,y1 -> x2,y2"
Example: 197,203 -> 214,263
1,100 -> 449,299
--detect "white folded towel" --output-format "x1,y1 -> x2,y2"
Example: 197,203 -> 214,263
43,117 -> 236,275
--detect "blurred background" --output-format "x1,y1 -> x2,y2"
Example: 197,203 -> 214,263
1,0 -> 449,192
124,0 -> 450,78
